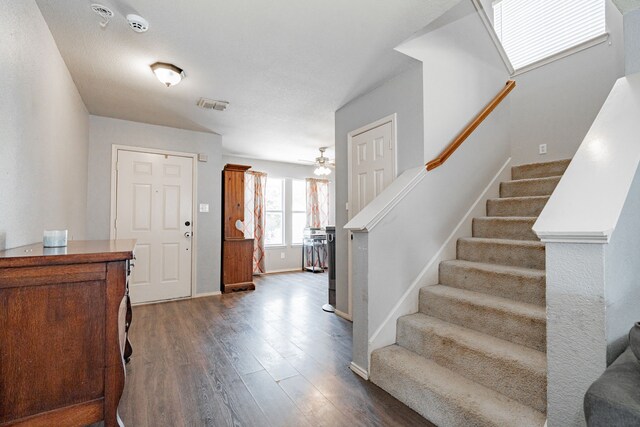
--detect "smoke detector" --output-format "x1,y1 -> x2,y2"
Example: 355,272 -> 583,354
126,14 -> 149,33
197,98 -> 229,111
91,4 -> 114,27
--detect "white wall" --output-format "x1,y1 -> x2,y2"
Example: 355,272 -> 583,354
334,62 -> 424,314
222,155 -> 329,273
346,0 -> 511,369
0,0 -> 89,250
87,116 -> 222,295
508,0 -> 625,164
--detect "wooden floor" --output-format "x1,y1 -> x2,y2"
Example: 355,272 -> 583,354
119,271 -> 435,427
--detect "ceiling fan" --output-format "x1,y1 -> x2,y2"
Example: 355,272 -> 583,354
299,147 -> 335,176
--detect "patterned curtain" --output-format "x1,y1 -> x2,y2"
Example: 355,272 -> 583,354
306,178 -> 329,228
244,171 -> 267,274
305,178 -> 329,270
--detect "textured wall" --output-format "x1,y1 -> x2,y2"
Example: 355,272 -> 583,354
334,62 -> 425,314
0,0 -> 89,250
546,243 -> 607,427
604,166 -> 640,362
624,8 -> 640,74
509,0 -> 625,165
87,116 -> 222,295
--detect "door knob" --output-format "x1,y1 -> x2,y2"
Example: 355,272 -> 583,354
184,232 -> 192,238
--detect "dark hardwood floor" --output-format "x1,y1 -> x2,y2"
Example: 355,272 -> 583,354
119,271 -> 435,427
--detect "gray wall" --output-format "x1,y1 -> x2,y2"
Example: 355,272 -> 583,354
334,62 -> 424,314
509,0 -> 625,164
625,8 -> 640,74
222,155 -> 330,273
604,165 -> 640,363
0,0 -> 89,250
87,115 -> 222,295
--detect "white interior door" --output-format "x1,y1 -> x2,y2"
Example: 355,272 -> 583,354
115,149 -> 193,304
348,118 -> 396,317
350,121 -> 395,218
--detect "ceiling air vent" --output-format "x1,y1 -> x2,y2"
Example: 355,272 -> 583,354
197,98 -> 229,111
91,4 -> 114,19
91,4 -> 114,27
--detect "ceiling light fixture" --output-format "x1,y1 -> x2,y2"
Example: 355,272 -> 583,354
314,147 -> 332,176
150,62 -> 185,87
314,165 -> 331,176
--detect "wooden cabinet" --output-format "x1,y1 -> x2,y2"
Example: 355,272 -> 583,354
221,164 -> 255,292
0,240 -> 135,427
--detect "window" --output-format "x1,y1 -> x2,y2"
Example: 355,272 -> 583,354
291,179 -> 307,245
265,178 -> 284,246
493,0 -> 606,71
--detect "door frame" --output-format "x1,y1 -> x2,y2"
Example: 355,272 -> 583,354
346,114 -> 398,318
109,144 -> 199,302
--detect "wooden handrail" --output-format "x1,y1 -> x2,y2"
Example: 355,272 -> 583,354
426,80 -> 516,171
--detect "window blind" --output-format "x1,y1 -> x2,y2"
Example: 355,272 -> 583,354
493,0 -> 606,70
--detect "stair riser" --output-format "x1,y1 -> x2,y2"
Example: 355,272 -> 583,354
397,318 -> 547,412
370,354 -> 505,427
487,197 -> 548,217
419,289 -> 546,352
457,240 -> 545,270
500,177 -> 560,198
511,160 -> 570,180
439,262 -> 545,306
473,218 -> 538,241
370,347 -> 546,427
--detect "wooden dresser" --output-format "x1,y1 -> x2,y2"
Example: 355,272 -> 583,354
0,240 -> 135,427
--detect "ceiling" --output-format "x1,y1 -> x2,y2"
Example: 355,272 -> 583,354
36,0 -> 454,163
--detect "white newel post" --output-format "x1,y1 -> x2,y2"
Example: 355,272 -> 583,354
350,231 -> 370,376
543,241 -> 608,426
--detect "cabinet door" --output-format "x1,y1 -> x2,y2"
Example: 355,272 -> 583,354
223,239 -> 253,285
224,170 -> 246,239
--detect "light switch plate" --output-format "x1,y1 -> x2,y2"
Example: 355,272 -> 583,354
280,252 -> 285,259
539,144 -> 547,155
199,203 -> 209,213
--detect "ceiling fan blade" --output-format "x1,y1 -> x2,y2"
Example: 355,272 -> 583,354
297,159 -> 316,165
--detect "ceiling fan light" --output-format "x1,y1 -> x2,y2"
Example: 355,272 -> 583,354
314,165 -> 331,176
150,62 -> 185,87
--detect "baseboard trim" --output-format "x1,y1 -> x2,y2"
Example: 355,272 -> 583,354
367,157 -> 513,354
335,309 -> 352,321
193,291 -> 222,298
350,362 -> 369,380
263,268 -> 304,274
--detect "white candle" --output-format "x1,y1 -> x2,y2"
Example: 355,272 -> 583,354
43,230 -> 68,248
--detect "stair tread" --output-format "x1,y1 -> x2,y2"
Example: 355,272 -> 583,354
513,159 -> 570,169
441,259 -> 545,277
400,313 -> 547,370
475,216 -> 537,221
488,195 -> 550,202
458,237 -> 545,249
502,175 -> 562,185
422,285 -> 546,321
372,345 -> 546,426
511,159 -> 571,180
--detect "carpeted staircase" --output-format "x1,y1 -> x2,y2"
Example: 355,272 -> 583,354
370,159 -> 571,427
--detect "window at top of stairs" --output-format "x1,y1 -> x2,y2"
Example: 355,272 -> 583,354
493,0 -> 607,72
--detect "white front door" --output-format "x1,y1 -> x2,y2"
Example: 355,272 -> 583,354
347,116 -> 396,317
115,149 -> 194,304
